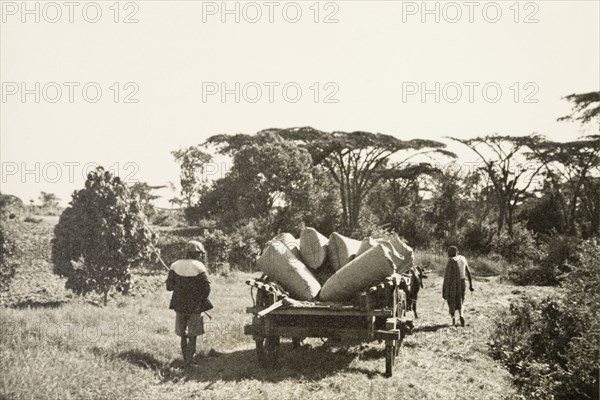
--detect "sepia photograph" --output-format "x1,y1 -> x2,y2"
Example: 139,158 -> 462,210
1,1 -> 599,399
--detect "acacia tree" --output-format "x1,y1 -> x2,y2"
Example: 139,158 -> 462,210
528,136 -> 600,236
129,182 -> 165,218
172,146 -> 212,207
278,128 -> 452,234
208,128 -> 451,234
558,91 -> 600,126
450,135 -> 545,236
367,163 -> 440,232
52,167 -> 156,305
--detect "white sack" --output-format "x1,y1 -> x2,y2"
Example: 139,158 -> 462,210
328,232 -> 362,271
256,240 -> 321,301
299,227 -> 328,270
319,244 -> 395,302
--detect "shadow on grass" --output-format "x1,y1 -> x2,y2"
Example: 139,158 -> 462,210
11,299 -> 69,309
103,342 -> 393,383
412,323 -> 450,334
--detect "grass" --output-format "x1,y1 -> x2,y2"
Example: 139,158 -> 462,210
1,220 -> 561,400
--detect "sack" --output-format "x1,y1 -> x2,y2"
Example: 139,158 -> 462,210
320,244 -> 395,302
198,298 -> 214,313
273,232 -> 302,260
328,232 -> 362,271
379,235 -> 414,273
256,240 -> 321,301
356,237 -> 378,257
375,239 -> 405,271
300,227 -> 329,269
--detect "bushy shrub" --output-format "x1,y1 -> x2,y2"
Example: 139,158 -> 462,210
153,232 -> 188,269
507,232 -> 580,286
202,229 -> 233,272
489,240 -> 600,400
458,222 -> 495,255
0,223 -> 17,292
227,225 -> 261,271
491,223 -> 543,265
391,206 -> 435,249
52,168 -> 156,305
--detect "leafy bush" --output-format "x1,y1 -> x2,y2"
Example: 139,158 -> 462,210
491,223 -> 543,265
507,232 -> 580,286
202,229 -> 233,272
489,240 -> 600,400
52,167 -> 156,305
0,223 -> 17,292
458,222 -> 495,255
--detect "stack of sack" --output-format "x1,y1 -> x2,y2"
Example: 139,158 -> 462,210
255,227 -> 414,302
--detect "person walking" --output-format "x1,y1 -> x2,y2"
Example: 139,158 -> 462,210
166,240 -> 212,366
442,246 -> 474,327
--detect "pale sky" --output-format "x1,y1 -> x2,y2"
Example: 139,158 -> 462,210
1,0 -> 599,207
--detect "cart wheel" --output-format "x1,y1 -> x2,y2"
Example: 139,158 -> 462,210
385,344 -> 396,377
264,336 -> 280,368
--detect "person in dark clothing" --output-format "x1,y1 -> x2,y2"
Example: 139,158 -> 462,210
166,240 -> 211,366
442,246 -> 474,327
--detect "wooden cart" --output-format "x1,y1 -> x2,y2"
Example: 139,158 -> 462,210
243,275 -> 412,377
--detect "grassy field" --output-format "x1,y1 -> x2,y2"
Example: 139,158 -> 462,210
1,220 -> 560,400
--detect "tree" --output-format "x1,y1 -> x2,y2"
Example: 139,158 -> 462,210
52,167 -> 156,305
198,139 -> 315,238
39,192 -> 60,209
171,146 -> 213,207
528,136 -> 600,236
449,135 -> 545,236
558,91 -> 600,126
129,182 -> 165,218
580,177 -> 600,237
279,128 -> 453,235
429,169 -> 466,242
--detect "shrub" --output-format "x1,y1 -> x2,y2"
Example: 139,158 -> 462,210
458,222 -> 494,255
491,223 -> 544,265
52,167 -> 156,305
202,229 -> 233,272
507,232 -> 580,286
0,222 -> 17,292
489,240 -> 600,400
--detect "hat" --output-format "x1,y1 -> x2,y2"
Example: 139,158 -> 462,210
186,240 -> 205,254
